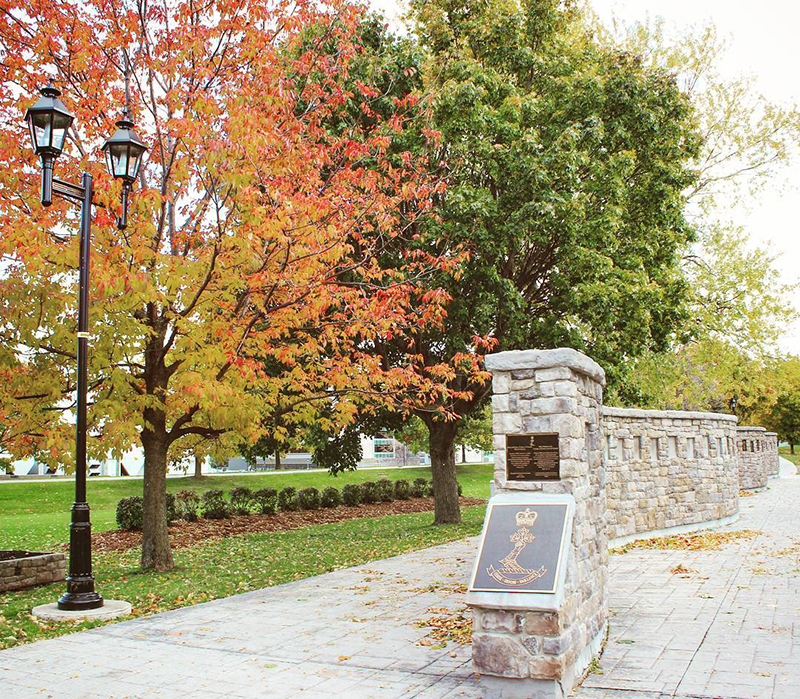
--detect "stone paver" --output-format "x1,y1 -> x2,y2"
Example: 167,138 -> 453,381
575,472 -> 800,699
1,474 -> 797,699
0,539 -> 483,699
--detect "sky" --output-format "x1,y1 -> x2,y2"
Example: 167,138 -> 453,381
369,0 -> 800,356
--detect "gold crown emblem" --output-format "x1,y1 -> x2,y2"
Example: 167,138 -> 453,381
516,508 -> 538,527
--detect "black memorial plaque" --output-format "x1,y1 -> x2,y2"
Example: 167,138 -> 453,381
506,433 -> 560,481
470,502 -> 570,594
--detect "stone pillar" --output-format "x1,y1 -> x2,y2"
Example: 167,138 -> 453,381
468,349 -> 607,699
736,426 -> 768,489
764,432 -> 779,477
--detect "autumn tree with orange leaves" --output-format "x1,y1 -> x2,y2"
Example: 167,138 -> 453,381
0,0 -> 448,570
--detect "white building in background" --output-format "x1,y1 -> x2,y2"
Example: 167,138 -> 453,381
3,433 -> 491,478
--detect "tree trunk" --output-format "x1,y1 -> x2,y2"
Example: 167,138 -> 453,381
275,450 -> 281,470
141,428 -> 174,571
461,444 -> 466,463
428,421 -> 461,524
791,442 -> 795,455
194,454 -> 202,478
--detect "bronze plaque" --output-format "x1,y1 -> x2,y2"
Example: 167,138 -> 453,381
506,433 -> 560,481
469,502 -> 570,594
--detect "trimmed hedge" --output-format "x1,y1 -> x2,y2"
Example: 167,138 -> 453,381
298,487 -> 321,510
253,488 -> 277,514
394,479 -> 411,500
341,483 -> 362,506
377,479 -> 394,502
176,490 -> 200,522
321,486 -> 342,508
230,487 -> 254,515
201,489 -> 230,519
277,486 -> 300,512
166,493 -> 178,524
116,474 -> 465,530
361,481 -> 380,504
116,494 -> 176,529
116,496 -> 143,530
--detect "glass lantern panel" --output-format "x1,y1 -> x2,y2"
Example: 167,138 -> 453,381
128,147 -> 144,180
50,111 -> 72,152
110,144 -> 129,179
30,112 -> 52,150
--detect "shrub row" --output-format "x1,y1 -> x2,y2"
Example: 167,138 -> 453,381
115,477 -> 458,530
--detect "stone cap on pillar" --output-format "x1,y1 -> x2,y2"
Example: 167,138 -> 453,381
736,426 -> 766,433
484,348 -> 606,386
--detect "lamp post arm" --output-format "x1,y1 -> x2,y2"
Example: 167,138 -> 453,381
51,177 -> 106,209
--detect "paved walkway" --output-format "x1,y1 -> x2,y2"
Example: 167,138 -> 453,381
576,472 -> 800,699
0,541 -> 482,699
1,473 -> 797,699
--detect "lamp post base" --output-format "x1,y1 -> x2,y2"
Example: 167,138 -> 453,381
34,599 -> 131,622
57,589 -> 104,611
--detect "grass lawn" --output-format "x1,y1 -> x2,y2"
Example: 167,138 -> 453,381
0,464 -> 491,649
0,463 -> 492,551
779,446 -> 799,468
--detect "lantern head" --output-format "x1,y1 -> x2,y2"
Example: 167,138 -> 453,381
102,116 -> 147,185
24,84 -> 74,157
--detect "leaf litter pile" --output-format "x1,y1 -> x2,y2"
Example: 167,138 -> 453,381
416,606 -> 473,647
84,497 -> 484,554
611,529 -> 760,555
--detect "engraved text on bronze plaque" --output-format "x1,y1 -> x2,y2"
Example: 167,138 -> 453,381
505,433 -> 560,481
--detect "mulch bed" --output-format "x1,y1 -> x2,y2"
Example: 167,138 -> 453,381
85,497 -> 485,554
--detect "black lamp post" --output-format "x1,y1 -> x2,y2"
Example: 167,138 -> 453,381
24,82 -> 147,611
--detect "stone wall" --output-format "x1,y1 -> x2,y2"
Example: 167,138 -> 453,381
470,348 -> 607,697
0,552 -> 66,593
765,432 -> 779,477
469,347 -> 785,697
602,407 -> 739,545
736,426 -> 769,489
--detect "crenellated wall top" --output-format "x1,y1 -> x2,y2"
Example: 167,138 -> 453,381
602,406 -> 737,423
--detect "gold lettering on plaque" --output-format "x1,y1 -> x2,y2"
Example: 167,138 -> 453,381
486,508 -> 547,586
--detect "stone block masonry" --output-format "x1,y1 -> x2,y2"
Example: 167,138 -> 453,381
764,432 -> 779,477
603,407 -> 739,545
0,552 -> 66,593
470,348 -> 607,699
737,426 -> 769,489
470,346 -> 781,698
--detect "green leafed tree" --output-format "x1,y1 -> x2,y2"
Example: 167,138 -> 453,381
597,17 -> 800,414
769,391 -> 800,454
385,0 -> 702,523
